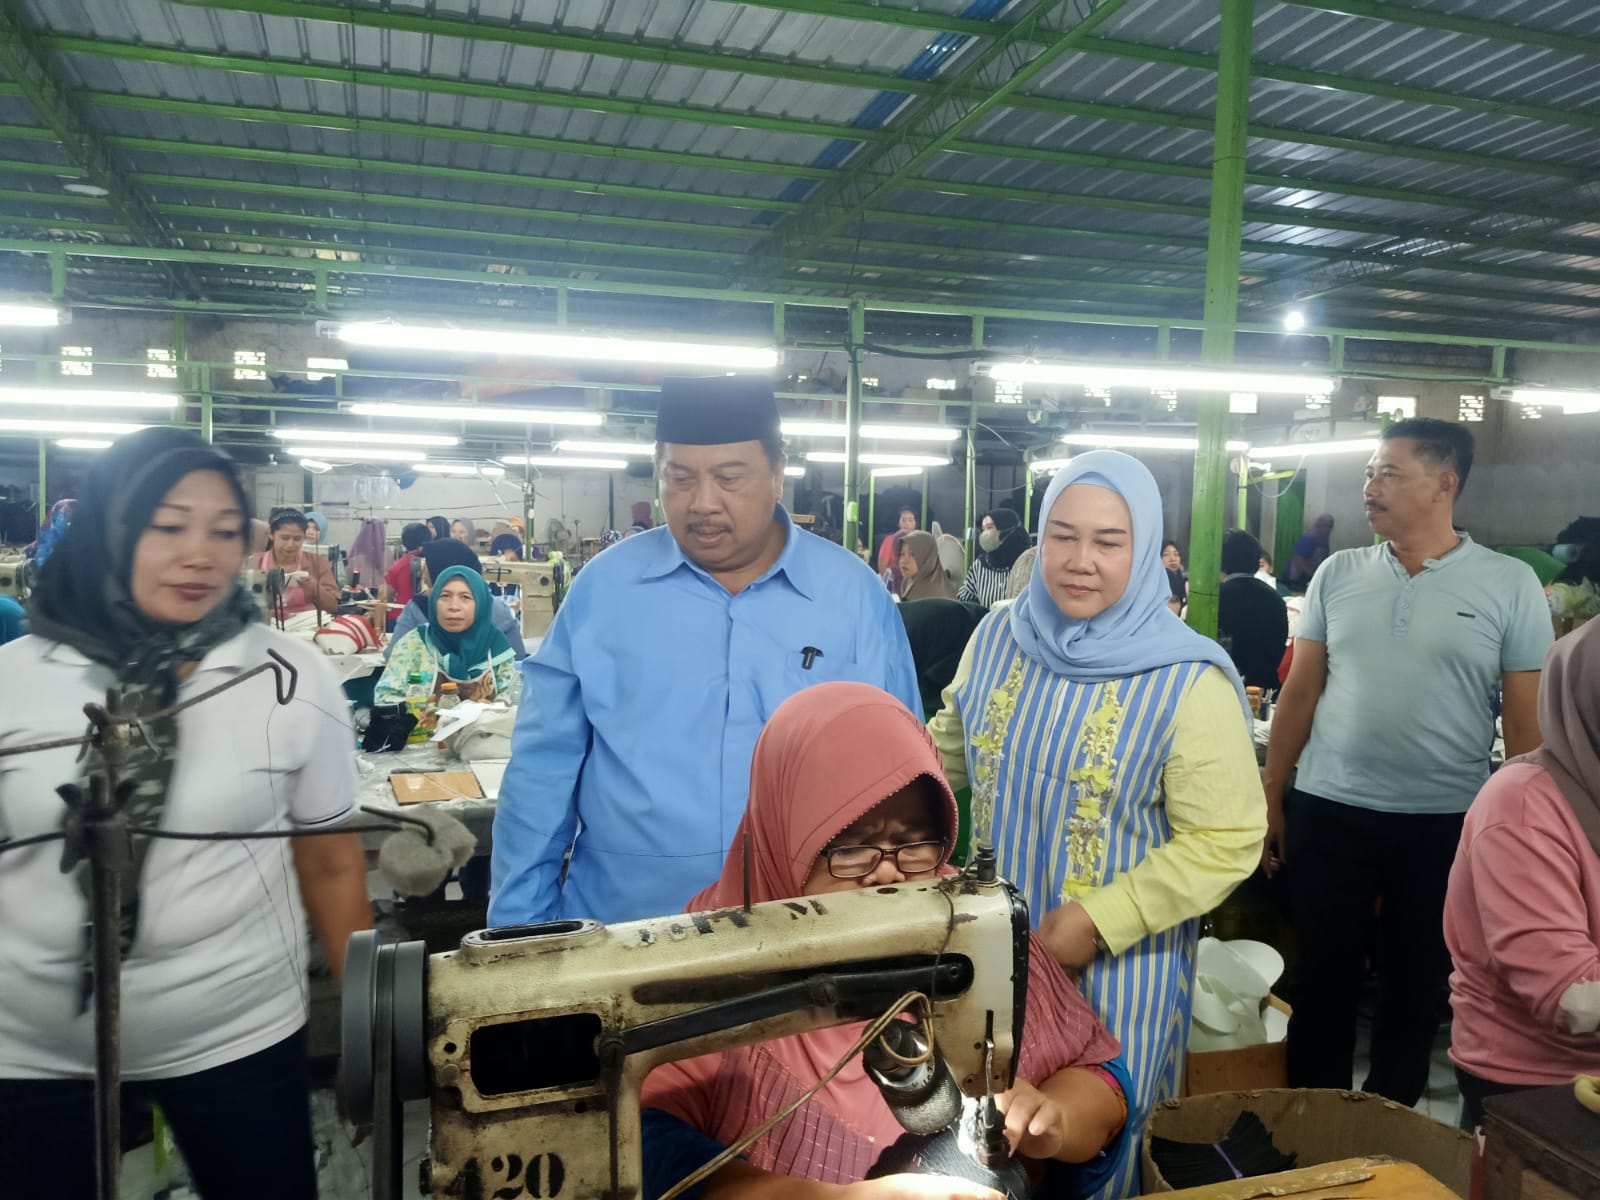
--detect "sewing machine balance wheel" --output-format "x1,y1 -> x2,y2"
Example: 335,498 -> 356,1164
341,931 -> 430,1130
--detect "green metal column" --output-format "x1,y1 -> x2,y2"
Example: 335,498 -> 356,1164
1237,460 -> 1250,531
1188,0 -> 1253,638
842,300 -> 865,555
920,470 -> 929,529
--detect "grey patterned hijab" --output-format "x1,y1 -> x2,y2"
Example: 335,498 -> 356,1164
27,429 -> 260,998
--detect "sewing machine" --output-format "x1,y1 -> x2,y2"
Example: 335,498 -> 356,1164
0,556 -> 26,599
241,567 -> 287,622
479,557 -> 558,637
344,861 -> 1029,1200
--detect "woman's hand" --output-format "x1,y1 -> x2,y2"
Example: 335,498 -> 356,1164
1038,901 -> 1102,970
996,1081 -> 1067,1160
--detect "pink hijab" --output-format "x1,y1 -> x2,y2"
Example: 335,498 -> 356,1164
1507,620 -> 1600,856
643,683 -> 1120,1184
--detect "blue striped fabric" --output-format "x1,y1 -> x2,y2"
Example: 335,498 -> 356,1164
952,612 -> 1205,1200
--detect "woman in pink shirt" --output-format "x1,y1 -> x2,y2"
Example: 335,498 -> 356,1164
1444,621 -> 1600,1128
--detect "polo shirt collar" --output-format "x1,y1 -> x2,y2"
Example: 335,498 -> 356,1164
639,505 -> 813,598
38,624 -> 257,675
1383,531 -> 1476,575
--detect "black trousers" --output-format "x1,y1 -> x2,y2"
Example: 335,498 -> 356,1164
0,1026 -> 316,1200
1283,790 -> 1465,1106
1455,1066 -> 1537,1131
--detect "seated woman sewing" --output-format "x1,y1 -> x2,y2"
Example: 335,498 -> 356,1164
259,507 -> 340,616
641,682 -> 1131,1200
386,538 -> 528,661
375,566 -> 521,707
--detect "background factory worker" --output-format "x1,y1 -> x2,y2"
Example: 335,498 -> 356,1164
259,507 -> 339,615
385,538 -> 527,661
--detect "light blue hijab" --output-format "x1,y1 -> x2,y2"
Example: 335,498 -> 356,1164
1009,450 -> 1249,716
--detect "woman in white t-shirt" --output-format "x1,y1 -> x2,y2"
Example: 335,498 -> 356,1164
0,428 -> 371,1199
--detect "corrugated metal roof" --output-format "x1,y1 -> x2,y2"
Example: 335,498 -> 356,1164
3,0 -> 1599,339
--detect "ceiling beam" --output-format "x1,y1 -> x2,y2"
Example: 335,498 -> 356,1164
702,0 -> 1006,37
87,93 -> 833,182
82,90 -> 1596,225
10,235 -> 1600,355
51,38 -> 1588,184
1086,36 -> 1600,135
744,0 -> 1135,280
158,0 -> 929,96
1278,1 -> 1600,62
45,38 -> 877,145
0,0 -> 198,294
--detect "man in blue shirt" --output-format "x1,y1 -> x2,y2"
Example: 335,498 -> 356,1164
490,377 -> 920,926
1263,417 -> 1551,1106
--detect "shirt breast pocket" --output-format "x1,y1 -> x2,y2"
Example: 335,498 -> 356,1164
755,648 -> 879,723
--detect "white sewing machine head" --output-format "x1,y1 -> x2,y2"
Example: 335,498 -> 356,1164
0,557 -> 27,599
478,557 -> 559,637
345,862 -> 1029,1200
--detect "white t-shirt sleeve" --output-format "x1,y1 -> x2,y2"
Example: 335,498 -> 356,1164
283,647 -> 359,828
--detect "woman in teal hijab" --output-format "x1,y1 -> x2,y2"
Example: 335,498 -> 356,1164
929,451 -> 1265,1199
375,565 -> 520,705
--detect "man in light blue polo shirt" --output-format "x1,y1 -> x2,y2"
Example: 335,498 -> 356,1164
1262,417 -> 1551,1107
489,376 -> 920,927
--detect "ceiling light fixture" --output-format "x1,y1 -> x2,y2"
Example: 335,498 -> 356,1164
779,420 -> 960,442
805,451 -> 951,468
1508,387 -> 1600,415
1029,457 -> 1074,474
1057,432 -> 1251,452
284,446 -> 429,464
409,462 -> 508,478
869,466 -> 926,478
336,322 -> 778,370
0,387 -> 179,409
0,304 -> 62,327
1247,437 -> 1381,461
554,439 -> 656,458
783,465 -> 806,478
55,439 -> 112,450
0,418 -> 146,436
986,362 -> 1334,396
346,401 -> 604,427
1283,310 -> 1307,332
500,454 -> 629,470
271,428 -> 459,448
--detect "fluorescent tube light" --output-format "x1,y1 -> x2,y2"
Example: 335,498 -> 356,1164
501,454 -> 629,470
870,467 -> 926,478
783,465 -> 807,478
55,439 -> 112,450
1057,432 -> 1251,452
271,428 -> 459,448
1030,458 -> 1073,474
1247,437 -> 1380,460
986,362 -> 1335,396
1508,387 -> 1600,415
0,387 -> 179,410
1283,310 -> 1307,332
284,446 -> 428,464
0,304 -> 61,327
805,451 -> 951,468
336,322 -> 778,370
555,439 -> 656,458
410,462 -> 507,478
0,418 -> 146,436
346,401 -> 603,427
299,457 -> 334,473
780,420 -> 960,443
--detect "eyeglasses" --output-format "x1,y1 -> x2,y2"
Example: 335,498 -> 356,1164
823,840 -> 945,880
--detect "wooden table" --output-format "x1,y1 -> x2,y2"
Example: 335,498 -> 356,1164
1142,1157 -> 1459,1200
1483,1085 -> 1600,1200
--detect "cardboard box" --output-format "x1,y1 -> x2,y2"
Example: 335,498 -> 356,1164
1185,995 -> 1291,1096
389,770 -> 485,804
1142,1090 -> 1474,1197
1145,1157 -> 1458,1200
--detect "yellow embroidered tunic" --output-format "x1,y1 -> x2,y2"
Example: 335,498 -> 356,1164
930,614 -> 1263,1197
